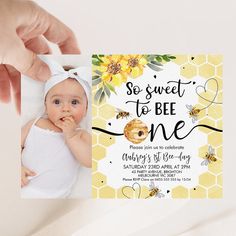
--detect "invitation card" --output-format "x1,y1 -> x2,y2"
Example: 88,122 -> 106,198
92,55 -> 223,199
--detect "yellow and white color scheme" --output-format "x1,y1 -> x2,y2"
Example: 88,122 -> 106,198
92,55 -> 223,199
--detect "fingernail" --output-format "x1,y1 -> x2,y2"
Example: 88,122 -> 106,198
36,64 -> 51,81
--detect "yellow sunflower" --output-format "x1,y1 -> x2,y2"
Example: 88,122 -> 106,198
123,55 -> 148,78
98,55 -> 128,86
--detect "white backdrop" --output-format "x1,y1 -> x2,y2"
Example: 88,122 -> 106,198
0,0 -> 235,236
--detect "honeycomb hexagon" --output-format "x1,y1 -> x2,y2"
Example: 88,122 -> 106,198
117,186 -> 135,199
92,145 -> 106,161
196,105 -> 206,120
208,185 -> 223,198
208,105 -> 222,120
180,63 -> 197,79
198,117 -> 215,134
92,160 -> 98,172
198,90 -> 215,106
117,184 -> 145,199
208,77 -> 222,92
190,55 -> 206,65
99,186 -> 116,198
216,91 -> 222,103
98,133 -> 115,147
92,172 -> 107,188
93,117 -> 107,129
208,55 -> 222,66
199,64 -> 215,78
173,55 -> 188,65
216,146 -> 222,160
92,133 -> 98,145
217,119 -> 223,130
206,78 -> 218,92
92,105 -> 98,117
208,159 -> 222,174
139,186 -> 150,199
190,186 -> 206,198
99,104 -> 116,119
217,174 -> 223,187
208,132 -> 223,148
171,186 -> 189,198
199,145 -> 208,158
216,77 -> 223,91
199,172 -> 216,187
216,65 -> 223,77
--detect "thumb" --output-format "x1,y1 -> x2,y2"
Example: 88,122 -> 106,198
4,36 -> 51,81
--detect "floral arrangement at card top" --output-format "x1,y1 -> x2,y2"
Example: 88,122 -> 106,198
92,54 -> 176,104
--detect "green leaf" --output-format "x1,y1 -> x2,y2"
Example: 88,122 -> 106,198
151,61 -> 163,66
105,82 -> 117,95
98,54 -> 104,57
155,56 -> 162,62
99,91 -> 106,104
147,63 -> 163,72
169,56 -> 176,59
96,56 -> 103,63
92,55 -> 103,62
92,78 -> 102,86
92,59 -> 101,66
92,75 -> 100,80
103,84 -> 111,97
94,87 -> 103,104
94,70 -> 102,76
146,55 -> 156,62
162,55 -> 170,62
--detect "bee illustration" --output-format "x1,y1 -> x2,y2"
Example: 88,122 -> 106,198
201,145 -> 217,166
116,108 -> 131,119
148,181 -> 165,198
186,104 -> 201,123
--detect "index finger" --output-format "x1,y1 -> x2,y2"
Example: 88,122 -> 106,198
43,14 -> 80,54
63,116 -> 75,123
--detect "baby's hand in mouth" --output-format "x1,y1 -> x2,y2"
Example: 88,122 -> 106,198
60,115 -> 73,121
55,116 -> 77,138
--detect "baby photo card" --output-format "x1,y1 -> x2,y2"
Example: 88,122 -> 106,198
92,54 -> 223,199
21,55 -> 92,199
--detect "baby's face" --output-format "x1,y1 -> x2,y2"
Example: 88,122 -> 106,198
45,79 -> 87,125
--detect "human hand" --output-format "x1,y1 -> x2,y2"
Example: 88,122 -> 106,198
55,116 -> 78,140
0,0 -> 80,113
21,165 -> 36,188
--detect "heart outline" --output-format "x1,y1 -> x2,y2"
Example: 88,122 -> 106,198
195,78 -> 219,104
122,182 -> 141,199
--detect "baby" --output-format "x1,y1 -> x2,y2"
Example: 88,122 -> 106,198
21,60 -> 91,198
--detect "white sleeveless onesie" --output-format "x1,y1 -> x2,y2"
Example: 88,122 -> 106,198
21,118 -> 79,198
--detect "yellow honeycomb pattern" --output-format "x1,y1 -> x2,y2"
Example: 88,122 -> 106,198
92,79 -> 117,198
171,55 -> 223,199
92,55 -> 223,199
